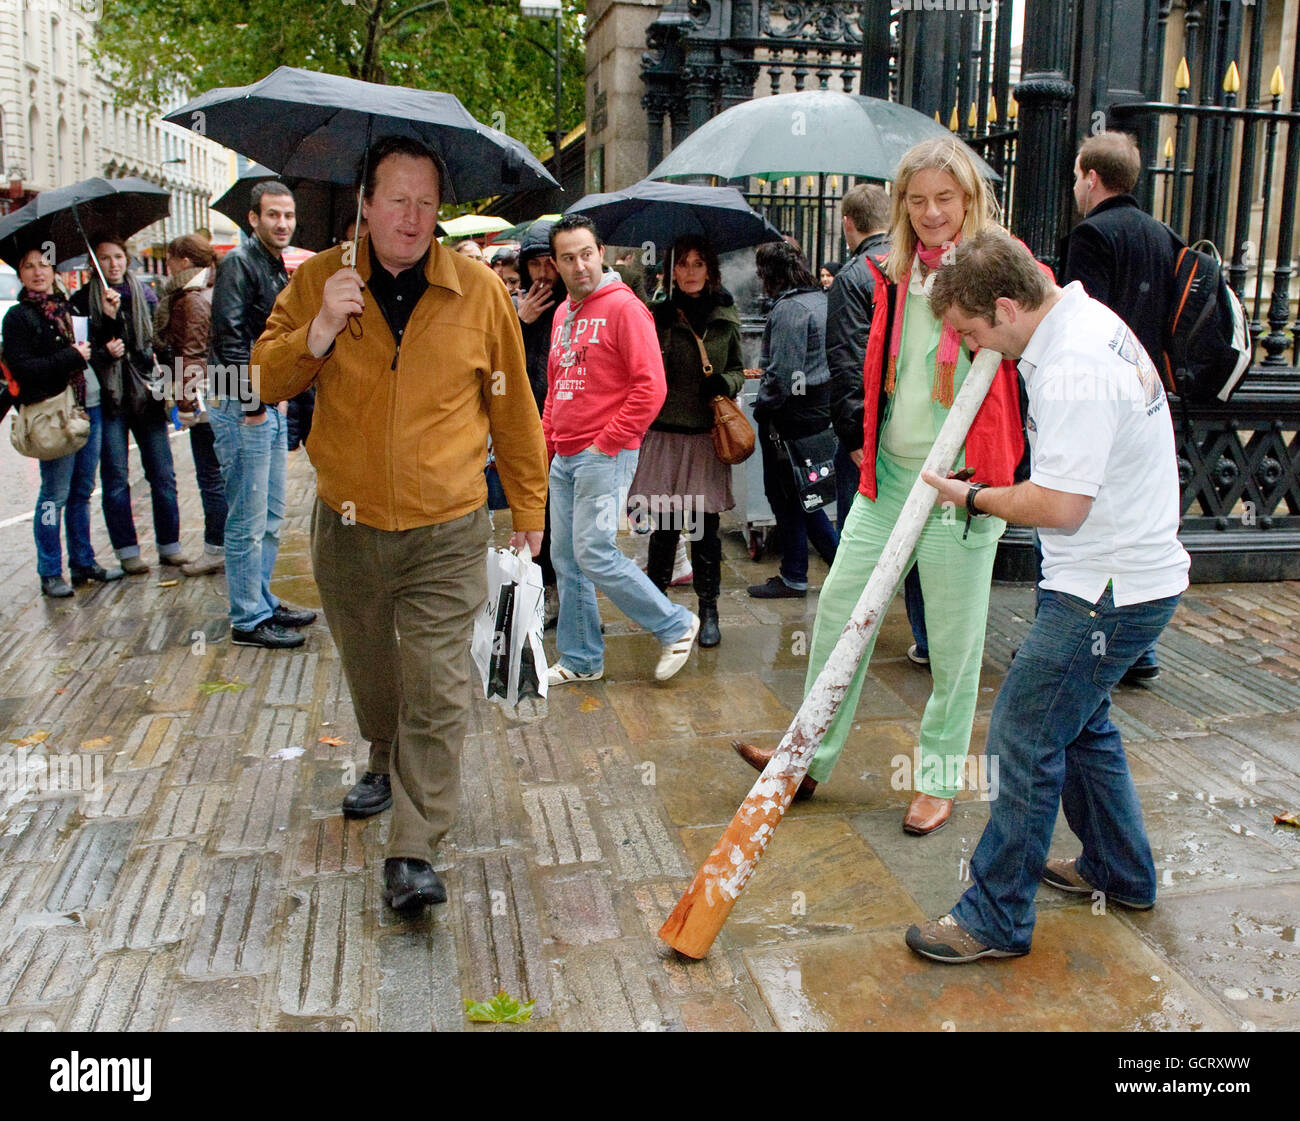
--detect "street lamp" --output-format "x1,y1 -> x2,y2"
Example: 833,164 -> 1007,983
520,0 -> 563,181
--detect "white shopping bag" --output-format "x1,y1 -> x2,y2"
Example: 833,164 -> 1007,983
471,546 -> 548,715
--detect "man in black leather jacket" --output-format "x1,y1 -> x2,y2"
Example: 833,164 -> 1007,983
208,180 -> 317,650
825,184 -> 890,527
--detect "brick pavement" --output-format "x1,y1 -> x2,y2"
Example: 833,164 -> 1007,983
0,439 -> 1297,1031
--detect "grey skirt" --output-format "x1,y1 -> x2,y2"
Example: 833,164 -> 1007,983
629,429 -> 734,517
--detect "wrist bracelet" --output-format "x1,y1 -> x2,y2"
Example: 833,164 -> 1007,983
966,482 -> 991,519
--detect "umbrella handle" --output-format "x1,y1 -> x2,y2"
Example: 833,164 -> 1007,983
343,117 -> 374,271
71,203 -> 111,291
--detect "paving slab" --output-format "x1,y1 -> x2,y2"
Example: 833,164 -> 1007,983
743,913 -> 1237,1031
1123,882 -> 1300,1032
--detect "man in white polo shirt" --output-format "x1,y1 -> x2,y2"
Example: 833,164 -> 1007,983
904,227 -> 1189,963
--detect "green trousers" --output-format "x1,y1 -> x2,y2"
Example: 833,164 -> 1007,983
804,450 -> 1003,793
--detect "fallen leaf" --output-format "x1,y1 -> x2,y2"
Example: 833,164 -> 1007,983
199,679 -> 250,695
157,579 -> 179,588
464,991 -> 535,1024
9,731 -> 49,746
80,737 -> 112,750
1274,810 -> 1299,828
578,696 -> 602,713
55,688 -> 66,695
318,736 -> 349,747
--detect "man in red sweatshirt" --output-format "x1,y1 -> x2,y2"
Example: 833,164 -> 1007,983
543,214 -> 700,684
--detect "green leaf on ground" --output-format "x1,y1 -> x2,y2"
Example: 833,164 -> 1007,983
464,991 -> 535,1024
199,679 -> 250,695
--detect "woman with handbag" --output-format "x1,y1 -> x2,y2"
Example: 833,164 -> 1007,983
1,248 -> 123,596
733,137 -> 1030,824
155,234 -> 226,577
70,238 -> 189,575
747,240 -> 840,600
630,235 -> 746,648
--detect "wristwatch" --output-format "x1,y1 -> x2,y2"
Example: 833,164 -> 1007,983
966,482 -> 991,518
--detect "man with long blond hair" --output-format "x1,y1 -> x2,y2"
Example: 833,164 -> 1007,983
733,137 -> 1033,832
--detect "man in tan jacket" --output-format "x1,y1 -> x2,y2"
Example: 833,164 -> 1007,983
254,136 -> 548,911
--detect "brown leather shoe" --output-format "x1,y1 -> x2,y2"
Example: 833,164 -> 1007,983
903,792 -> 954,835
730,740 -> 817,801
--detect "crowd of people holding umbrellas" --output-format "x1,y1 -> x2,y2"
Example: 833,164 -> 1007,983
0,63 -> 1148,963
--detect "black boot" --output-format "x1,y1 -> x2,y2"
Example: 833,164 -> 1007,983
693,514 -> 722,647
698,600 -> 721,648
646,529 -> 678,592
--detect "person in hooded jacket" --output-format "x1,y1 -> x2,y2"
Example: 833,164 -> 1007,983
631,235 -> 744,648
543,214 -> 699,685
154,234 -> 226,577
516,219 -> 566,609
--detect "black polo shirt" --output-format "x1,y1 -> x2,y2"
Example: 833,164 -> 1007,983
367,240 -> 430,346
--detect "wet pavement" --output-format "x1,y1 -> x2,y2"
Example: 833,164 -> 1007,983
0,445 -> 1297,1033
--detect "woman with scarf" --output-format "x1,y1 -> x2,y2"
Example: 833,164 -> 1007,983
155,234 -> 225,577
70,238 -> 189,575
733,137 -> 1027,830
1,248 -> 123,596
631,235 -> 745,648
747,240 -> 840,601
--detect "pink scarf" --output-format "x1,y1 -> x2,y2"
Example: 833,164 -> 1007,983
884,242 -> 962,408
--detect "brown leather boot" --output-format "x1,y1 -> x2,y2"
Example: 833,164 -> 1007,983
903,792 -> 954,835
731,740 -> 817,800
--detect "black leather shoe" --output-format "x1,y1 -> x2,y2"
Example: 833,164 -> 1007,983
747,575 -> 806,599
70,563 -> 124,586
384,858 -> 447,910
230,621 -> 306,649
40,575 -> 73,598
272,603 -> 318,628
342,771 -> 392,817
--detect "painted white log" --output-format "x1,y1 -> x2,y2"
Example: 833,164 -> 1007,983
660,347 -> 1005,958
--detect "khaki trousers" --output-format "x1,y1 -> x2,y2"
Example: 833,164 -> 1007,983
311,499 -> 489,862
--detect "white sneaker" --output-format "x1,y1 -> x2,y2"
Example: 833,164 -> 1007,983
669,538 -> 693,586
546,663 -> 603,686
655,614 -> 700,682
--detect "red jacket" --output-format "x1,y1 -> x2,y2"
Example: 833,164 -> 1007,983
857,254 -> 1047,500
542,274 -> 667,457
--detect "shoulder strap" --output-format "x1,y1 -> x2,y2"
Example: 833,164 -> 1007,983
675,308 -> 713,376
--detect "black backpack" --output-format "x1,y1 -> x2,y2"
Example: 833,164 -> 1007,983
1163,236 -> 1252,403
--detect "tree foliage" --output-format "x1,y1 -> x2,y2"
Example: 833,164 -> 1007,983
95,0 -> 585,164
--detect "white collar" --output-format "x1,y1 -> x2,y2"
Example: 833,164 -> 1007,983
1018,282 -> 1084,380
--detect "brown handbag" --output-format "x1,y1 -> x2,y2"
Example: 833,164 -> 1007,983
676,310 -> 755,465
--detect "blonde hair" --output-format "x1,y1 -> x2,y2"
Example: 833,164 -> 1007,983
883,137 -> 999,283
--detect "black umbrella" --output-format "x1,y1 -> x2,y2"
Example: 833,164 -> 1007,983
0,177 -> 171,285
212,164 -> 358,253
165,66 -> 558,207
564,180 -> 784,255
212,164 -> 448,252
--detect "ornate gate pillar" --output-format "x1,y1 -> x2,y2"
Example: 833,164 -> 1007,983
1012,0 -> 1077,268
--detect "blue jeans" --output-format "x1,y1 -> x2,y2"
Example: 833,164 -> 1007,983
904,564 -> 928,657
210,401 -> 284,630
834,443 -> 859,529
100,409 -> 181,559
759,425 -> 839,589
951,586 -> 1180,953
549,447 -> 693,675
188,421 -> 227,550
34,405 -> 102,577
